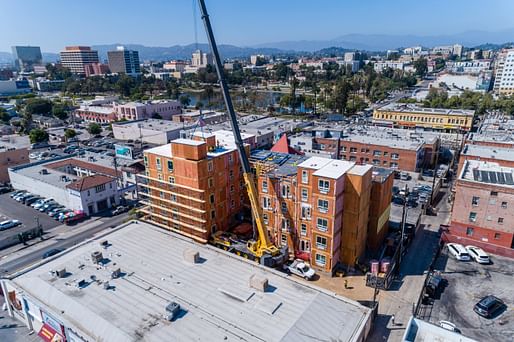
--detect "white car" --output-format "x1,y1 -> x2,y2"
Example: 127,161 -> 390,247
439,320 -> 461,333
0,219 -> 21,231
32,198 -> 54,209
465,245 -> 490,264
447,243 -> 471,261
285,259 -> 316,280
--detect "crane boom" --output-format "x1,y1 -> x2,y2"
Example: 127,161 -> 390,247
197,0 -> 278,255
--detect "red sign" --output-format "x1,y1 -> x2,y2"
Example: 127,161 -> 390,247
38,323 -> 64,342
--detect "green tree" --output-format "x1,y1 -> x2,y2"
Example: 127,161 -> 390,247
25,98 -> 53,115
179,94 -> 191,107
52,103 -> 68,120
414,58 -> 428,77
116,74 -> 136,97
64,128 -> 77,140
0,108 -> 10,123
88,123 -> 102,135
29,128 -> 49,143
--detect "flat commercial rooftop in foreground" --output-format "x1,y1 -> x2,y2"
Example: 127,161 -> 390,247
11,221 -> 371,342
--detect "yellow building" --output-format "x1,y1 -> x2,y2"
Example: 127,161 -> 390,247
373,103 -> 474,132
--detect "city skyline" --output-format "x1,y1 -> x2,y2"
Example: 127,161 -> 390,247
1,0 -> 514,52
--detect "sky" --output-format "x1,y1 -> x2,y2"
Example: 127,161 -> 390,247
1,0 -> 514,52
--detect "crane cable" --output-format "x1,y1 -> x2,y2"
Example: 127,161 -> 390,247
192,0 -> 199,50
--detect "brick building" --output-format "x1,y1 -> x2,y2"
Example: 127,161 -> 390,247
138,134 -> 245,243
458,144 -> 514,175
448,160 -> 514,256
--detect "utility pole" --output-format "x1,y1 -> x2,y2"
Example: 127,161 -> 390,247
430,145 -> 439,205
398,184 -> 409,268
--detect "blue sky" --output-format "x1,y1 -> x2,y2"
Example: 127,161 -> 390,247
1,0 -> 513,51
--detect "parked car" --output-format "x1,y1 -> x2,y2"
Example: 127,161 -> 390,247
32,198 -> 53,209
64,212 -> 87,225
473,295 -> 504,318
15,193 -> 33,202
439,321 -> 461,333
55,210 -> 73,221
284,259 -> 316,280
466,246 -> 490,264
112,206 -> 129,216
392,196 -> 405,206
0,219 -> 21,231
42,248 -> 63,259
49,208 -> 68,218
0,186 -> 12,194
24,197 -> 42,206
447,243 -> 471,261
400,172 -> 412,181
39,202 -> 59,212
10,190 -> 26,198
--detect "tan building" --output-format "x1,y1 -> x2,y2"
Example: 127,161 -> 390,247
373,103 -> 474,132
59,46 -> 99,74
253,152 -> 379,274
139,134 -> 245,243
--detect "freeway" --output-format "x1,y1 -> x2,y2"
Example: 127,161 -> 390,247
0,213 -> 129,276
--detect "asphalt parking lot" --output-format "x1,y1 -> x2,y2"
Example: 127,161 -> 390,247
0,193 -> 60,237
428,247 -> 514,341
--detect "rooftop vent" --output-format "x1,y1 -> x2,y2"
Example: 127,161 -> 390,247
56,268 -> 67,278
249,274 -> 269,292
91,251 -> 103,264
165,302 -> 181,321
111,268 -> 122,279
39,169 -> 49,175
183,249 -> 200,264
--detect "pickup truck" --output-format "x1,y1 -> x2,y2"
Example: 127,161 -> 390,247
284,259 -> 316,280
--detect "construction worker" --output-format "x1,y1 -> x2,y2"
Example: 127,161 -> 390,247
344,279 -> 348,289
391,314 -> 396,326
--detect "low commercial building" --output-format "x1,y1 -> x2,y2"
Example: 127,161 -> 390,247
447,160 -> 514,257
1,221 -> 373,342
403,317 -> 477,342
172,110 -> 227,125
112,119 -> 194,145
0,79 -> 31,96
113,100 -> 181,121
373,61 -> 404,72
373,103 -> 474,132
294,126 -> 441,172
8,154 -> 132,215
75,100 -> 182,123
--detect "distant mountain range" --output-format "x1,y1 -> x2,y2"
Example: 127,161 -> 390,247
1,29 -> 514,64
252,29 -> 514,52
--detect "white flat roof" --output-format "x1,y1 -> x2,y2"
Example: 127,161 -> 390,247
313,160 -> 356,179
144,144 -> 172,158
11,221 -> 371,342
172,138 -> 205,146
348,164 -> 373,176
297,156 -> 333,170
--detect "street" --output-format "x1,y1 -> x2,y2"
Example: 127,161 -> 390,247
367,183 -> 452,341
0,213 -> 129,275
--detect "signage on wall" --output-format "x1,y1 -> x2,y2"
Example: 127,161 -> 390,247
114,144 -> 133,160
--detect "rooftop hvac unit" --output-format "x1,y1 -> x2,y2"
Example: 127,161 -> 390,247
91,251 -> 103,264
111,268 -> 121,279
165,302 -> 181,321
56,268 -> 67,278
100,240 -> 109,247
77,279 -> 87,288
39,169 -> 49,175
103,281 -> 110,290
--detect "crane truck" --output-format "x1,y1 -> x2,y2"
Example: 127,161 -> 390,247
198,0 -> 287,267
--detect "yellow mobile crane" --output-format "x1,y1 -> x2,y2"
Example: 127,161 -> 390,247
198,0 -> 287,267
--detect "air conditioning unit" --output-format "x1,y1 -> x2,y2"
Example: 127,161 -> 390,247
56,268 -> 67,278
91,251 -> 103,264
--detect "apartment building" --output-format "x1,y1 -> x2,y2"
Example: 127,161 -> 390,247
341,165 -> 372,266
113,100 -> 182,121
0,144 -> 29,184
84,63 -> 110,77
59,46 -> 99,74
493,49 -> 514,96
191,49 -> 213,68
448,160 -> 514,257
368,168 -> 394,251
252,151 -> 381,273
373,103 -> 474,132
458,144 -> 514,175
138,134 -> 245,243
